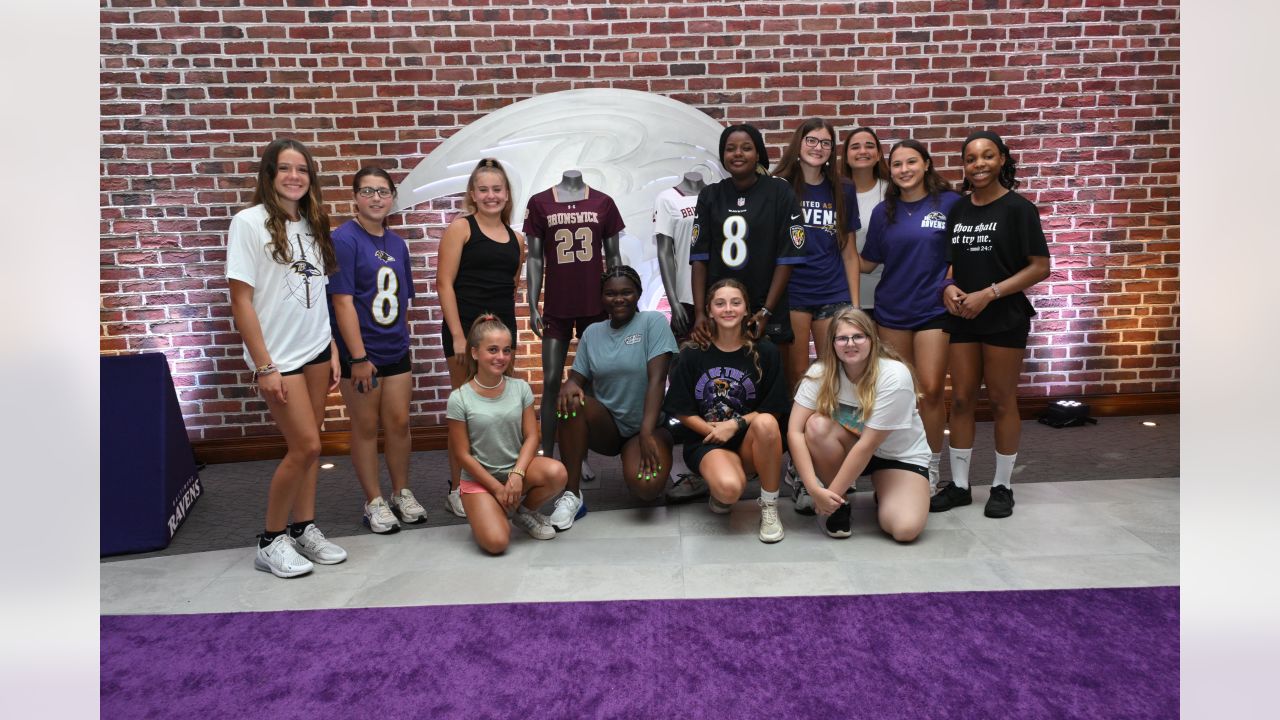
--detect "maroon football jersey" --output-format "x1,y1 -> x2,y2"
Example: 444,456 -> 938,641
522,187 -> 625,317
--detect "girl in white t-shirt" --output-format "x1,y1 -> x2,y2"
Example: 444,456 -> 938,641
227,138 -> 347,578
788,307 -> 931,542
446,315 -> 566,554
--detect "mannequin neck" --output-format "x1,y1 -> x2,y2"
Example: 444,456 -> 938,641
554,170 -> 587,202
675,171 -> 706,196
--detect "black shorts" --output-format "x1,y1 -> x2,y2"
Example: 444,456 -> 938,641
947,316 -> 1031,349
340,351 -> 411,379
544,312 -> 606,342
877,310 -> 949,333
281,344 -> 332,376
861,455 -> 929,480
791,301 -> 852,321
682,426 -> 748,474
760,319 -> 794,345
442,311 -> 518,357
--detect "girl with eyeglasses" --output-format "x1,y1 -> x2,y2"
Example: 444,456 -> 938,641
771,118 -> 862,396
326,167 -> 426,535
664,279 -> 789,543
934,131 -> 1051,519
858,139 -> 961,494
226,138 -> 347,578
437,158 -> 524,519
787,307 -> 931,541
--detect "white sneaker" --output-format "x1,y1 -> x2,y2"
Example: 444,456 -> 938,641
758,498 -> 784,543
390,488 -> 427,524
708,495 -> 733,515
666,473 -> 709,502
254,534 -> 313,578
292,524 -> 348,565
363,496 -> 401,534
445,487 -> 467,518
511,508 -> 556,540
549,491 -> 586,531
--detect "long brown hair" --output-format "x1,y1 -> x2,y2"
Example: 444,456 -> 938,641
772,117 -> 850,252
463,158 -> 514,227
806,307 -> 918,421
883,138 -> 953,225
838,126 -> 889,186
682,278 -> 762,381
249,138 -> 336,273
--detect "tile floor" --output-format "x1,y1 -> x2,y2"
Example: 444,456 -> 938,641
100,476 -> 1179,616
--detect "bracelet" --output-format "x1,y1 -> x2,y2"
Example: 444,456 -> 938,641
990,282 -> 1001,299
508,468 -> 526,478
757,306 -> 772,318
734,416 -> 748,433
253,363 -> 278,379
348,355 -> 370,364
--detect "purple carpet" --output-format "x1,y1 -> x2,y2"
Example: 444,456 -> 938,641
101,586 -> 1177,719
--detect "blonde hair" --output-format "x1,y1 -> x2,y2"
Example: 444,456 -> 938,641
464,313 -> 513,381
462,158 -> 513,226
807,308 -> 918,421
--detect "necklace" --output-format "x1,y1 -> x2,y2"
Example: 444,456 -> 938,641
902,196 -> 927,217
472,374 -> 505,390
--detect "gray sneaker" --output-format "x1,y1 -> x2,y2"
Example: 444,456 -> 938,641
666,473 -> 709,503
708,495 -> 733,515
511,508 -> 556,540
293,524 -> 348,565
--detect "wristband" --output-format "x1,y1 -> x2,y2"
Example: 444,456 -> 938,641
349,355 -> 370,364
757,306 -> 772,319
990,282 -> 1001,299
734,416 -> 748,433
254,363 -> 278,379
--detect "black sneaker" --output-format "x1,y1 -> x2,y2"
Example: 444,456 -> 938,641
984,485 -> 1015,518
929,484 -> 972,513
821,502 -> 852,538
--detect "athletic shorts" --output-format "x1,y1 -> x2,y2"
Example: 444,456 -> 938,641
861,455 -> 929,480
441,311 -> 518,358
460,468 -> 513,494
340,351 -> 411,379
876,310 -> 949,333
791,301 -> 852,322
947,316 -> 1031,349
281,344 -> 332,376
760,319 -> 794,345
544,312 -> 606,342
682,426 -> 748,475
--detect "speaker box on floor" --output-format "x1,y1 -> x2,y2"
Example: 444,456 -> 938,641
101,353 -> 203,556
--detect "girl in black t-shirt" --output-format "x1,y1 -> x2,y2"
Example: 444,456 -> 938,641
935,131 -> 1051,519
664,279 -> 788,543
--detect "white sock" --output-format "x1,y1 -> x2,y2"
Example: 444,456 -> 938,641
948,446 -> 973,490
993,451 -> 1017,489
759,488 -> 779,503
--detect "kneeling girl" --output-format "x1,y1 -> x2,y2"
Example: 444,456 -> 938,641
788,307 -> 930,542
446,315 -> 566,553
664,279 -> 788,543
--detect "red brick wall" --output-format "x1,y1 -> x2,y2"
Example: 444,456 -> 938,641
99,0 -> 1180,442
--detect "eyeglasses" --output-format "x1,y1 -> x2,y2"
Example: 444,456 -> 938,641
802,136 -> 833,149
833,333 -> 869,346
357,187 -> 394,198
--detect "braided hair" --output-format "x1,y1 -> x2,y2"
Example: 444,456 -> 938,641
600,264 -> 642,296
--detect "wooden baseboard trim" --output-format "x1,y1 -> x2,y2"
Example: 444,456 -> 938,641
192,391 -> 1178,465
